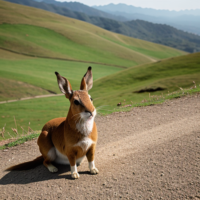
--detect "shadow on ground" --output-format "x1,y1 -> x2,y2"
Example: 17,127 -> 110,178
0,164 -> 89,185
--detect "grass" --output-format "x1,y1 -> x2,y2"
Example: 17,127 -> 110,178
0,24 -> 143,67
90,52 -> 200,107
0,133 -> 39,150
0,56 -> 122,101
0,77 -> 50,101
104,85 -> 200,115
0,24 -> 136,66
102,35 -> 185,59
0,95 -> 69,141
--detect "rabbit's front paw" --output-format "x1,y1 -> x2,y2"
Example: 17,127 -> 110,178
90,167 -> 99,174
71,172 -> 80,179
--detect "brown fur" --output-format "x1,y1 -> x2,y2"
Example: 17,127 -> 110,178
5,67 -> 98,178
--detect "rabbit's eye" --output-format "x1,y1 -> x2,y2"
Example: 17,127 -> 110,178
74,100 -> 80,105
90,97 -> 93,101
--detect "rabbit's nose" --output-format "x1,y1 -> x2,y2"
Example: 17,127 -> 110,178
85,110 -> 93,116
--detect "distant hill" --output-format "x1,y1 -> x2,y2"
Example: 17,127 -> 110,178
4,0 -> 200,53
41,0 -> 127,21
93,4 -> 200,35
90,18 -> 200,53
93,3 -> 200,17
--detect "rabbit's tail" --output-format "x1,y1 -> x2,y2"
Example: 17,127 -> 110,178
5,156 -> 43,171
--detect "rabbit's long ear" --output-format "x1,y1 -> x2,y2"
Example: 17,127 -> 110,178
80,67 -> 93,91
55,72 -> 72,99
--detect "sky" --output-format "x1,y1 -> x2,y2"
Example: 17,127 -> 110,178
58,0 -> 200,11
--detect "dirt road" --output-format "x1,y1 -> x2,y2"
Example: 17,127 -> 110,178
0,94 -> 199,200
0,94 -> 63,104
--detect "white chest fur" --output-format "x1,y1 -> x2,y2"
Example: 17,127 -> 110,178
74,137 -> 94,152
76,117 -> 94,136
76,109 -> 96,136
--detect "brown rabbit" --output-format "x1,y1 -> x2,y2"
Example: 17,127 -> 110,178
6,67 -> 99,179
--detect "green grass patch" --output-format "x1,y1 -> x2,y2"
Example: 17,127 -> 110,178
102,35 -> 185,59
0,95 -> 69,141
0,133 -> 39,150
91,52 -> 200,107
0,57 -> 122,101
97,86 -> 200,115
0,77 -> 50,101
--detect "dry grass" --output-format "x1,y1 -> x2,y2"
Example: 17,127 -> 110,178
0,116 -> 39,142
0,124 -> 6,138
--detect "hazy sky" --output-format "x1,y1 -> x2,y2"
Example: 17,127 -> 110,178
58,0 -> 200,11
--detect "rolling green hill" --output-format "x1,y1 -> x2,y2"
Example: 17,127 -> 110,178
91,52 -> 200,107
5,0 -> 200,53
0,0 -> 185,67
0,55 -> 122,101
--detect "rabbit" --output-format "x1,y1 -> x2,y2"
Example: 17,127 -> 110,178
6,67 -> 99,179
